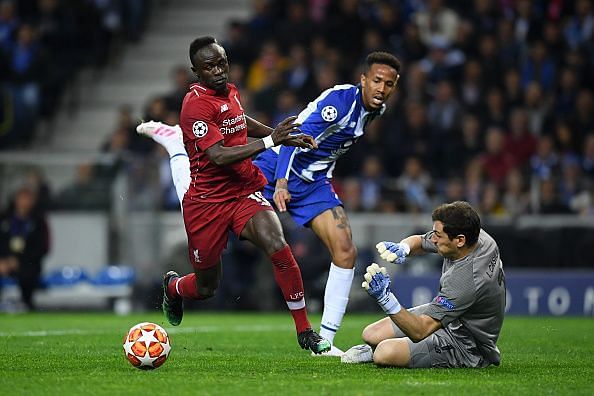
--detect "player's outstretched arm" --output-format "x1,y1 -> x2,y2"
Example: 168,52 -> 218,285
247,115 -> 317,150
206,139 -> 273,167
271,116 -> 317,149
206,117 -> 315,166
245,115 -> 274,138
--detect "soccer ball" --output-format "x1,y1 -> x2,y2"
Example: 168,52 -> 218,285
123,322 -> 171,369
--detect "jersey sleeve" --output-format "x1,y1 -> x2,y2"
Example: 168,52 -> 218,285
274,86 -> 354,181
275,145 -> 298,180
296,86 -> 353,136
423,263 -> 477,327
183,99 -> 223,151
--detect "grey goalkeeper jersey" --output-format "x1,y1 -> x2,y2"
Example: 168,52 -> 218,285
418,229 -> 505,365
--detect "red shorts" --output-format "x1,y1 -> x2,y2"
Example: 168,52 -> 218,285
182,191 -> 273,270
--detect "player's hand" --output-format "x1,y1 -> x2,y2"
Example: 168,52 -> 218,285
284,134 -> 317,150
273,178 -> 291,212
271,116 -> 317,150
376,241 -> 410,264
362,263 -> 390,300
362,263 -> 402,315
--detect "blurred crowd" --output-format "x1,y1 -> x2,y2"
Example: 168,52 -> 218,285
4,0 -> 594,219
0,0 -> 152,147
4,0 -> 594,310
109,0 -> 594,218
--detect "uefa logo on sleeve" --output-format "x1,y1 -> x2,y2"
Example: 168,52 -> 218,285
192,121 -> 208,138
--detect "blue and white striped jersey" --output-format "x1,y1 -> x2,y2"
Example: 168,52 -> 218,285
255,84 -> 385,184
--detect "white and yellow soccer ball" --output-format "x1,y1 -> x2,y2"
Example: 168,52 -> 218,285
123,322 -> 171,370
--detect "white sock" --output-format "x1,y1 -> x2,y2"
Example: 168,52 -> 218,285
320,263 -> 354,344
169,154 -> 190,203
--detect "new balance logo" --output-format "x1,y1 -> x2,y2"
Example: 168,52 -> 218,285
220,103 -> 229,113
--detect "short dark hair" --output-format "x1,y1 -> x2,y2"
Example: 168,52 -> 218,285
432,201 -> 481,246
364,51 -> 401,74
189,36 -> 218,67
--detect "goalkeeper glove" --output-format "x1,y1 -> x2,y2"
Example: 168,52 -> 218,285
362,263 -> 401,315
376,241 -> 410,264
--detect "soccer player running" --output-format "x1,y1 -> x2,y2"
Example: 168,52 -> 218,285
150,36 -> 330,354
342,201 -> 505,368
253,52 -> 400,355
139,51 -> 401,356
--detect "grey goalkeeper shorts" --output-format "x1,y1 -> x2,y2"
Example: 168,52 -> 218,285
391,320 -> 489,368
405,329 -> 488,368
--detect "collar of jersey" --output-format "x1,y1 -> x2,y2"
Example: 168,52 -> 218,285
189,83 -> 222,96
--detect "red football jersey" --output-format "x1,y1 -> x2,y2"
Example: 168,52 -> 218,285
179,83 -> 268,202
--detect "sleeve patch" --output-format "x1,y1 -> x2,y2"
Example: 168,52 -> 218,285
192,121 -> 208,138
435,296 -> 456,310
321,105 -> 338,122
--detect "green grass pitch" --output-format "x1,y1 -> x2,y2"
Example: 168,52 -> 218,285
0,313 -> 593,395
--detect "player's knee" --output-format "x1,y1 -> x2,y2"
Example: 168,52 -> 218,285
362,322 -> 382,347
373,339 -> 409,368
345,243 -> 358,265
250,212 -> 287,255
332,242 -> 357,268
373,341 -> 397,367
268,238 -> 287,255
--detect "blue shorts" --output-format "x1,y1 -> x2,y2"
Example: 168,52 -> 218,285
262,178 -> 343,227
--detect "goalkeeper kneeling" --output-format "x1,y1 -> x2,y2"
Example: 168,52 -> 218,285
342,201 -> 505,368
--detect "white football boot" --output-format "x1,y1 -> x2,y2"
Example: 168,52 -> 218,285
311,344 -> 344,357
136,120 -> 183,149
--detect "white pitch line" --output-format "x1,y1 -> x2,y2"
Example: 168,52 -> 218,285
0,324 -> 293,338
0,329 -> 90,337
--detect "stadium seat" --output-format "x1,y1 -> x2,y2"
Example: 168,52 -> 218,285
90,266 -> 135,286
42,267 -> 88,287
0,277 -> 18,287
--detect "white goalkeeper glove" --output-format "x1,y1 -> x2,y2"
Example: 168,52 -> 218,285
362,263 -> 401,315
376,241 -> 410,264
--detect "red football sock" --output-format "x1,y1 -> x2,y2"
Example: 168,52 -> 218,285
270,245 -> 311,334
169,273 -> 202,300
